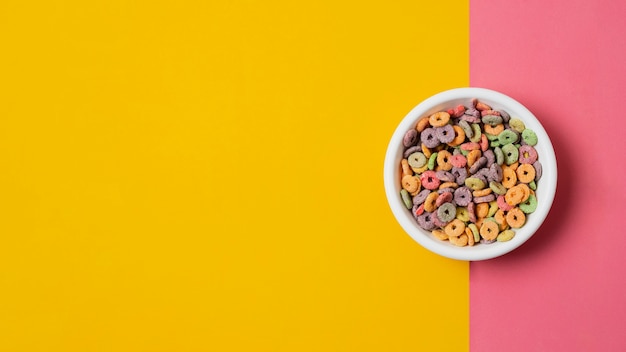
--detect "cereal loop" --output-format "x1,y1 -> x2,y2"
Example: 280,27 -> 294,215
429,112 -> 451,127
501,167 -> 517,188
516,163 -> 536,183
416,116 -> 431,132
480,220 -> 499,241
449,125 -> 466,146
444,219 -> 466,237
506,207 -> 526,228
423,192 -> 439,213
436,150 -> 453,171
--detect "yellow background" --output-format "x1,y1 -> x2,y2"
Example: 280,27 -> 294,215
0,1 -> 468,351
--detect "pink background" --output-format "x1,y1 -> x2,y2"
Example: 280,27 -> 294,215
470,0 -> 626,350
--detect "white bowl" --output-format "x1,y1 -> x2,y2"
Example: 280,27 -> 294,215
383,87 -> 557,261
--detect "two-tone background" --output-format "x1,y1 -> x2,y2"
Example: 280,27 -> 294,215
1,1 -> 625,351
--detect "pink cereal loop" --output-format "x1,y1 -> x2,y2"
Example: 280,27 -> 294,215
420,170 -> 441,190
461,142 -> 481,151
450,154 -> 467,168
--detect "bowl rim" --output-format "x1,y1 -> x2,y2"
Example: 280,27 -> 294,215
383,87 -> 557,261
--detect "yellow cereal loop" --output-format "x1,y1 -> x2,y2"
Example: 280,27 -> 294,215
412,164 -> 429,174
456,207 -> 470,222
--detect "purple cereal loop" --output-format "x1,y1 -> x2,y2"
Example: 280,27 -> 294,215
438,187 -> 456,195
460,114 -> 481,123
489,163 -> 503,182
469,156 -> 488,174
431,210 -> 450,227
481,238 -> 496,244
452,166 -> 468,185
413,189 -> 431,205
498,110 -> 511,123
453,186 -> 472,207
483,149 -> 495,166
421,127 -> 440,148
403,145 -> 421,158
411,203 -> 420,219
403,129 -> 419,148
416,212 -> 436,230
465,106 -> 480,118
436,124 -> 455,144
533,161 -> 542,181
435,170 -> 455,182
474,194 -> 496,203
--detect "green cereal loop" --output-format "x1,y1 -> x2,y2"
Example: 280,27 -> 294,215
494,146 -> 504,165
519,194 -> 538,214
400,189 -> 412,209
497,129 -> 519,145
484,216 -> 498,224
427,152 -> 438,170
469,123 -> 482,142
486,132 -> 499,141
529,180 -> 537,191
509,118 -> 526,133
482,114 -> 503,126
458,120 -> 473,139
461,149 -> 469,156
489,181 -> 507,195
464,177 -> 485,190
408,152 -> 427,168
487,201 -> 499,217
497,229 -> 515,242
514,143 -> 521,148
522,128 -> 538,146
490,140 -> 501,148
501,144 -> 519,165
468,223 -> 480,243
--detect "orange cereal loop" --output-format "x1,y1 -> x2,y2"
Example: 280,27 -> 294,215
505,185 -> 525,206
439,181 -> 459,190
494,209 -> 507,226
476,202 -> 489,218
480,220 -> 499,240
476,101 -> 492,111
508,161 -> 519,171
436,150 -> 453,171
502,167 -> 518,188
423,192 -> 439,213
466,227 -> 475,246
484,123 -> 504,135
475,217 -> 484,230
416,116 -> 430,132
449,125 -> 466,146
444,219 -> 466,237
506,207 -> 526,228
429,111 -> 451,127
432,229 -> 448,241
401,175 -> 420,193
449,233 -> 469,247
421,143 -> 432,158
516,163 -> 536,183
517,183 -> 531,202
473,188 -> 493,197
435,144 -> 446,152
467,149 -> 482,167
401,159 -> 413,176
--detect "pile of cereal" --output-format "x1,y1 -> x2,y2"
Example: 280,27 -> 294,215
399,99 -> 542,246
